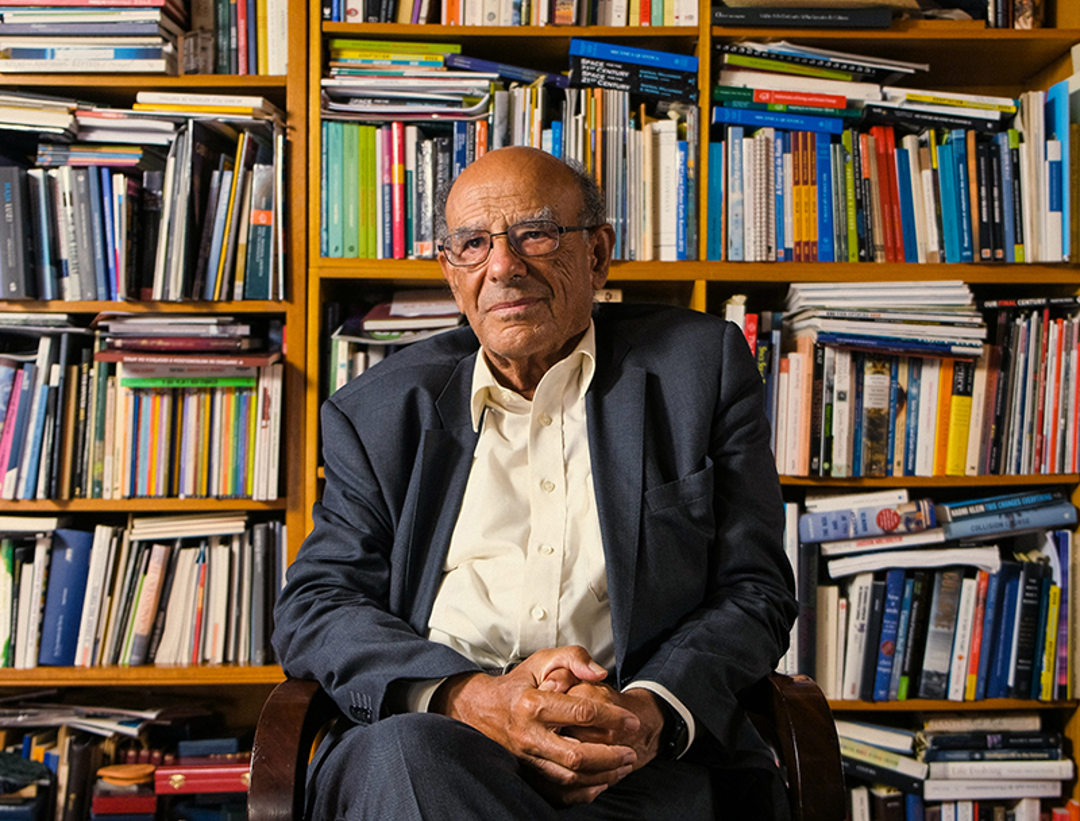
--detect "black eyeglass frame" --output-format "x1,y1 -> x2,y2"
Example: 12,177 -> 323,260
437,220 -> 602,268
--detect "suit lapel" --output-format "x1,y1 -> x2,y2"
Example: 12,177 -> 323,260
403,355 -> 479,631
587,331 -> 645,674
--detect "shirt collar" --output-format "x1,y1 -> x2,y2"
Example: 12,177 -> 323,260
469,320 -> 597,431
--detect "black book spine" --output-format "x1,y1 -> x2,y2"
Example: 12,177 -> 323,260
69,348 -> 92,499
808,342 -> 825,475
859,577 -> 887,701
1009,141 -> 1025,254
975,136 -> 993,261
988,138 -> 1005,261
1010,562 -> 1047,697
841,758 -> 922,794
862,104 -> 1001,135
137,171 -> 164,302
0,165 -> 30,299
847,128 -> 869,262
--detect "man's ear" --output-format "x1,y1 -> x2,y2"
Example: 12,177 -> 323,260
589,224 -> 615,290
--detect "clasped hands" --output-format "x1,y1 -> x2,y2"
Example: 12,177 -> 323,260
431,645 -> 665,805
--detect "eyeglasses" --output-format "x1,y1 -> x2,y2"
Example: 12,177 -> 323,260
438,220 -> 600,268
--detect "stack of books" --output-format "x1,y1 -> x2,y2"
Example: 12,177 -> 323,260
837,714 -> 1076,816
328,289 -> 461,394
706,41 -> 1072,266
807,488 -> 1076,704
319,37 -> 699,263
0,1 -> 187,74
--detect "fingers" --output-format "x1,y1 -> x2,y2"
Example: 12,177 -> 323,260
524,736 -> 636,786
536,645 -> 608,685
528,690 -> 640,736
538,668 -> 577,693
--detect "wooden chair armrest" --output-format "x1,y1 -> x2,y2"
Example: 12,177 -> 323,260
743,673 -> 846,821
249,678 -> 340,821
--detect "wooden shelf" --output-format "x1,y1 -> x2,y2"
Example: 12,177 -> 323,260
781,474 -> 1080,488
0,665 -> 285,687
0,74 -> 287,88
312,257 -> 1080,284
0,300 -> 291,314
0,498 -> 287,513
830,698 -> 1078,712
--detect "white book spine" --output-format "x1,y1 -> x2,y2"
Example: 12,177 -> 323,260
947,575 -> 977,701
915,357 -> 940,476
841,572 -> 873,699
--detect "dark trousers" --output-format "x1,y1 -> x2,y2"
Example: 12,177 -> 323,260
306,713 -> 721,821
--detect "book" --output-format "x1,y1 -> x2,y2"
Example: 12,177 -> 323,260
833,719 -> 915,753
942,501 -> 1077,541
37,528 -> 93,666
927,759 -> 1073,779
799,498 -> 935,544
922,779 -> 1062,801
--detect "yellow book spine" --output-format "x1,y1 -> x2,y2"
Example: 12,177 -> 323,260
256,0 -> 268,75
1040,584 -> 1061,701
945,363 -> 973,476
933,358 -> 954,476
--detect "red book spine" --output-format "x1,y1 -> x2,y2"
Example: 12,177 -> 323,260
391,121 -> 405,260
189,547 -> 208,664
870,125 -> 899,263
235,0 -> 248,76
882,126 -> 905,264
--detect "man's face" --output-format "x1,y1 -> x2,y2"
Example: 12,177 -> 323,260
439,150 -> 611,381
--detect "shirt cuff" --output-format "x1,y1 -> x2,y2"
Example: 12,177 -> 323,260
405,678 -> 449,713
621,680 -> 696,759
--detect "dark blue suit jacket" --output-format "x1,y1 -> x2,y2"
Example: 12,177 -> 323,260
272,303 -> 797,767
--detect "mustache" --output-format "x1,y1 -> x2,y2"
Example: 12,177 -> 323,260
481,285 -> 550,308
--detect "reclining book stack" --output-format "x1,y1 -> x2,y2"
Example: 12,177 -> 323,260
838,712 -> 1078,817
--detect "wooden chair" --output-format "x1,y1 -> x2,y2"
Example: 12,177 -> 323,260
248,673 -> 846,821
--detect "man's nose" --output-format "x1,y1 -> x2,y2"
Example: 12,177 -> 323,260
486,234 -> 526,281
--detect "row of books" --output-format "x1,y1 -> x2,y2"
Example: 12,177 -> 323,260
321,0 -> 697,26
732,281 -> 1080,479
850,789 -> 1070,821
0,113 -> 285,303
782,487 -> 1078,704
0,512 -> 283,669
840,713 -> 1075,814
705,41 -> 1073,265
0,317 -> 283,502
320,39 -> 699,262
0,0 -> 288,75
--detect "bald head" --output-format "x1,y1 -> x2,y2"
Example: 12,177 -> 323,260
436,147 -> 604,239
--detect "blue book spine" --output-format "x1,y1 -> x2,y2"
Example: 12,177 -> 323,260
710,106 -> 843,135
974,568 -> 1003,701
325,120 -> 343,258
550,119 -> 563,159
888,575 -> 915,700
452,120 -> 469,179
26,172 -> 55,300
676,140 -> 687,261
986,569 -> 1020,698
98,168 -> 117,301
812,332 -> 980,358
995,131 -> 1016,263
851,351 -> 865,476
707,141 -> 724,260
885,355 -> 898,476
936,140 -> 960,262
1055,529 -> 1070,697
568,37 -> 698,73
37,529 -> 93,666
950,130 -> 975,262
773,131 -> 785,261
894,147 -> 919,262
1045,78 -> 1069,260
320,121 -> 329,257
18,379 -> 49,501
1030,576 -> 1052,699
246,0 -> 257,74
904,792 -> 923,821
815,132 -> 835,262
943,501 -> 1078,541
940,489 -> 1065,518
7,46 -> 163,58
727,126 -> 744,262
444,53 -> 570,88
4,363 -> 35,481
873,568 -> 906,701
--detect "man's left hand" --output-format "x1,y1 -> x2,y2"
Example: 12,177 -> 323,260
557,683 -> 665,772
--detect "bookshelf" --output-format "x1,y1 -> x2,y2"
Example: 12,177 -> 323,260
0,0 -> 310,701
301,0 -> 1080,812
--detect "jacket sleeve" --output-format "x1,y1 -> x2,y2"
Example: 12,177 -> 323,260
629,320 -> 798,764
271,397 -> 479,725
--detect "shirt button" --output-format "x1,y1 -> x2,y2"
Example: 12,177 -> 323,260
538,413 -> 553,427
531,606 -> 547,621
539,543 -> 555,555
540,479 -> 555,493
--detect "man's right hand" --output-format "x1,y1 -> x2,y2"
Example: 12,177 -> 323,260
430,646 -> 640,805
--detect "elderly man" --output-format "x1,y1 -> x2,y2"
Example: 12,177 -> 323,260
272,146 -> 797,820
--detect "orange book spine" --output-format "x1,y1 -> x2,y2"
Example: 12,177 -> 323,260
933,357 -> 954,476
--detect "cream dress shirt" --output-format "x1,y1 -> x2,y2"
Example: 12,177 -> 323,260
410,322 -> 693,754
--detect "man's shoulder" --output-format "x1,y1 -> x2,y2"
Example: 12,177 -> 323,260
595,302 -> 732,345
